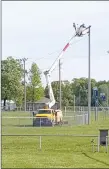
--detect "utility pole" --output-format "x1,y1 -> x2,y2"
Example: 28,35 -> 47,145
0,2 -> 2,168
107,87 -> 108,106
79,91 -> 80,106
20,58 -> 28,112
88,26 -> 91,125
59,59 -> 62,110
74,95 -> 75,113
107,51 -> 109,113
73,23 -> 91,124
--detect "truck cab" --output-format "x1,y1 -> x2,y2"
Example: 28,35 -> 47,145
33,109 -> 55,126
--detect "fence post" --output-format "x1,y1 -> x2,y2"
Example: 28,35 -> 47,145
79,106 -> 80,113
64,106 -> 66,116
95,107 -> 97,121
97,136 -> 100,152
106,136 -> 108,153
105,110 -> 106,120
83,114 -> 85,125
39,136 -> 42,150
91,139 -> 94,152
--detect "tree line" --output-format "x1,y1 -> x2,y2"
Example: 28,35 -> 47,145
47,79 -> 109,107
1,56 -> 109,107
1,57 -> 44,106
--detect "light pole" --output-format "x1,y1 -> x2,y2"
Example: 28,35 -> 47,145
22,58 -> 28,112
73,23 -> 91,124
107,51 -> 109,112
58,23 -> 91,117
88,26 -> 91,124
17,58 -> 28,111
107,87 -> 109,112
74,95 -> 75,113
79,90 -> 80,106
59,59 -> 62,110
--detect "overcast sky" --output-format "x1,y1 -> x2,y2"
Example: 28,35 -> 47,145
2,1 -> 109,86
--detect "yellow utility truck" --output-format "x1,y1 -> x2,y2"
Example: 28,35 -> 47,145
33,108 -> 63,126
32,24 -> 84,127
33,23 -> 86,126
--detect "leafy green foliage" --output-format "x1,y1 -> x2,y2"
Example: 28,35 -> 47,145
26,63 -> 44,102
45,81 -> 73,106
1,56 -> 109,108
1,57 -> 23,106
45,78 -> 109,107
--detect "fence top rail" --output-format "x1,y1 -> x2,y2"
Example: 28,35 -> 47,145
1,116 -> 64,119
2,134 -> 98,137
2,115 -> 88,119
2,116 -> 38,119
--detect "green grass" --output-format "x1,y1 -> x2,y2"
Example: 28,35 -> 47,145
2,111 -> 109,168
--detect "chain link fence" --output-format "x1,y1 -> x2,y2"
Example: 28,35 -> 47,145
2,134 -> 109,153
2,113 -> 88,127
1,105 -> 109,127
63,106 -> 109,121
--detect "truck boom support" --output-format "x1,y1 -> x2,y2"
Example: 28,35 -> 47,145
44,24 -> 89,108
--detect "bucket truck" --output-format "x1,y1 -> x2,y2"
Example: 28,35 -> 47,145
33,23 -> 89,126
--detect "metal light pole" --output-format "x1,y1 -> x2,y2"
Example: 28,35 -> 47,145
58,23 -> 91,115
23,58 -> 28,112
107,87 -> 109,112
59,59 -> 62,109
73,23 -> 91,124
107,51 -> 109,112
0,2 -> 1,169
79,91 -> 80,106
88,26 -> 91,124
74,95 -> 75,113
18,58 -> 28,111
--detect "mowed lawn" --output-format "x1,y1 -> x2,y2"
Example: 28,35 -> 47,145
2,111 -> 109,168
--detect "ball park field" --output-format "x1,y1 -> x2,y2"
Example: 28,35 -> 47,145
2,111 -> 109,168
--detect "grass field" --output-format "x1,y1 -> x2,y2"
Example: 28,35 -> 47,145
2,111 -> 109,168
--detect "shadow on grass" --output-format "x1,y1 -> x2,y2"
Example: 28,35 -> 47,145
82,152 -> 109,167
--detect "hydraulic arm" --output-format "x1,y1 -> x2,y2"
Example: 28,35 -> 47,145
44,23 -> 89,108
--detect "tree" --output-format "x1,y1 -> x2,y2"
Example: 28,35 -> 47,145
71,78 -> 97,106
1,56 -> 23,106
71,78 -> 88,106
62,83 -> 74,106
45,77 -> 109,107
26,63 -> 44,102
96,80 -> 107,87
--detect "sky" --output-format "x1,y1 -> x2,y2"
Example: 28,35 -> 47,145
2,1 -> 109,87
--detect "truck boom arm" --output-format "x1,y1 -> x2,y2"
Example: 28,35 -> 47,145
44,71 -> 55,108
44,24 -> 89,108
43,34 -> 75,108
